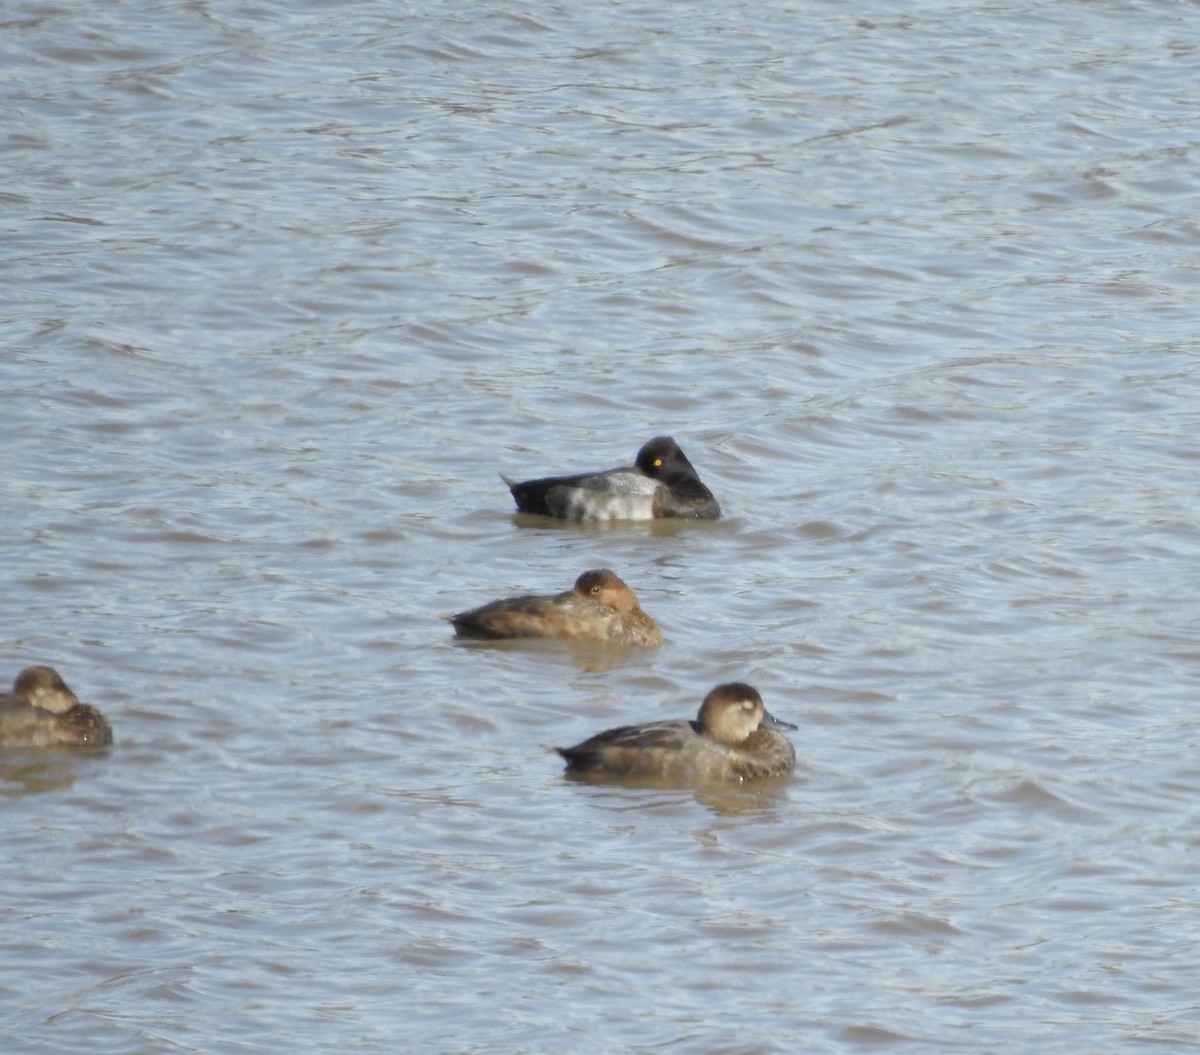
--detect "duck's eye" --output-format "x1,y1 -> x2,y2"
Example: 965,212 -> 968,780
742,700 -> 755,711
652,458 -> 663,468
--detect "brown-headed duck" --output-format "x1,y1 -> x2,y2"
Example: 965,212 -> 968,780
503,436 -> 720,521
0,666 -> 113,749
451,569 -> 663,647
557,681 -> 796,784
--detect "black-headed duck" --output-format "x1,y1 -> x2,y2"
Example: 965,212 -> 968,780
451,569 -> 663,647
503,436 -> 720,521
557,682 -> 796,784
0,666 -> 113,749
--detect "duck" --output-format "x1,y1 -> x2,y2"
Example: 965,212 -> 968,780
451,569 -> 663,647
0,666 -> 113,749
556,682 -> 796,784
503,436 -> 720,521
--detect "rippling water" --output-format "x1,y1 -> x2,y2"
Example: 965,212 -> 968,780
4,1 -> 1200,1052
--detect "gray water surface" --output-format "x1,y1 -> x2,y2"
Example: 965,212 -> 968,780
4,2 -> 1200,1052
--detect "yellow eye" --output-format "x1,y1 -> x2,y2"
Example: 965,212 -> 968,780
653,458 -> 663,468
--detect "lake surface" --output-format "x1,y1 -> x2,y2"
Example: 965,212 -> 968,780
4,1 -> 1200,1052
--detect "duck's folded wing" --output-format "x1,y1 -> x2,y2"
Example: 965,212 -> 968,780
577,469 -> 658,495
543,470 -> 661,520
557,720 -> 690,763
504,464 -> 658,515
451,593 -> 558,637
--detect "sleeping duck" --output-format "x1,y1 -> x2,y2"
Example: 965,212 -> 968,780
451,569 -> 662,647
503,436 -> 720,521
0,666 -> 113,749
